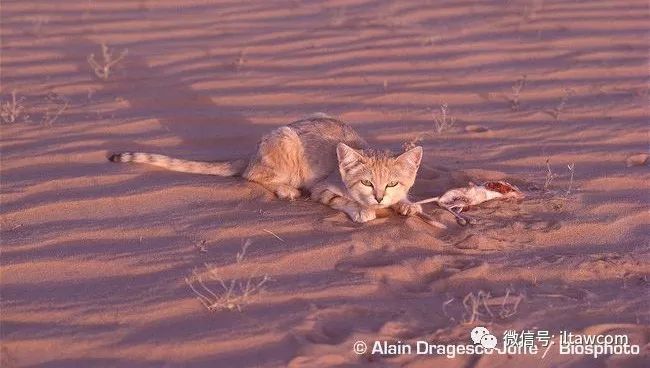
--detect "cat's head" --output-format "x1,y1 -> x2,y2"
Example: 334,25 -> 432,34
336,143 -> 422,208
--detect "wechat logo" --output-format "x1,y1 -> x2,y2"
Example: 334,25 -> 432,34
471,326 -> 498,349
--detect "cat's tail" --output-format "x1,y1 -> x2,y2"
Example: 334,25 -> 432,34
108,152 -> 248,176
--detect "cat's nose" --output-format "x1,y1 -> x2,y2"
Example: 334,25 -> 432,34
374,195 -> 384,203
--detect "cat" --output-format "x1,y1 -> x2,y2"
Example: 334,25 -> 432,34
108,113 -> 423,223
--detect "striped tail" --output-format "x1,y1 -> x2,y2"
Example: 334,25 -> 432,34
108,152 -> 248,176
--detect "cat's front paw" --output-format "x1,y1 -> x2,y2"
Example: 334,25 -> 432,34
393,201 -> 422,216
350,207 -> 376,223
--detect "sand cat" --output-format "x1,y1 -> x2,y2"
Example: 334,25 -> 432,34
109,113 -> 423,223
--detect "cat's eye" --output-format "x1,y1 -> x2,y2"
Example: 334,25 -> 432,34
361,180 -> 373,187
386,181 -> 399,188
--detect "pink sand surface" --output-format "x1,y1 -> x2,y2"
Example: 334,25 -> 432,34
1,1 -> 648,367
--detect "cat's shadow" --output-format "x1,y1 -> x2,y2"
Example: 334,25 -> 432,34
66,37 -> 268,160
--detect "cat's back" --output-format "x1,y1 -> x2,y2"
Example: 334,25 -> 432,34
288,114 -> 367,150
288,114 -> 367,184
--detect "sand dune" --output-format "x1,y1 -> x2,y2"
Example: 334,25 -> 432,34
1,0 -> 648,367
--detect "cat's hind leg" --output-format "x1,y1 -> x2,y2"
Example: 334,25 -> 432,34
267,183 -> 301,200
243,126 -> 305,200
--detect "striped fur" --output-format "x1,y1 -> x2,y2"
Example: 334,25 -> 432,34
109,114 -> 423,223
108,152 -> 248,176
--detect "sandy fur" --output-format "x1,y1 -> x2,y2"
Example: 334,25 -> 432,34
110,114 -> 423,222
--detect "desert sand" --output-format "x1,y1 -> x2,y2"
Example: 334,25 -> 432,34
1,0 -> 648,367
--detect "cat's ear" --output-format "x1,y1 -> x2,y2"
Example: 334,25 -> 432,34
336,143 -> 364,171
397,146 -> 422,169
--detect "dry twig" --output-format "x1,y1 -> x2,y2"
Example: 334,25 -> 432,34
462,291 -> 493,324
543,158 -> 558,191
186,241 -> 271,312
87,43 -> 128,80
551,88 -> 573,121
41,92 -> 69,126
432,103 -> 456,134
565,163 -> 575,195
1,91 -> 27,124
509,75 -> 527,111
186,266 -> 270,312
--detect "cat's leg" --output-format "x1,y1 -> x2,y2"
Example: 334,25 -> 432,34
243,126 -> 304,200
391,199 -> 422,216
311,186 -> 375,223
246,171 -> 301,200
265,183 -> 301,200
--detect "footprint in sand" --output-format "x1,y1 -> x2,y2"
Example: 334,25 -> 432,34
465,124 -> 489,133
300,307 -> 386,346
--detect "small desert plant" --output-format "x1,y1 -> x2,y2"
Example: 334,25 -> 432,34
565,163 -> 576,195
471,289 -> 524,321
432,103 -> 456,134
236,239 -> 251,263
422,35 -> 440,46
543,158 -> 558,190
1,91 -> 27,124
233,49 -> 246,71
462,290 -> 493,324
443,289 -> 524,325
29,16 -> 49,36
186,241 -> 271,312
186,267 -> 270,312
509,75 -> 527,111
195,240 -> 208,253
41,92 -> 69,126
87,43 -> 128,80
543,159 -> 576,194
330,7 -> 346,26
522,0 -> 544,21
442,297 -> 456,322
550,88 -> 573,121
498,288 -> 524,319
